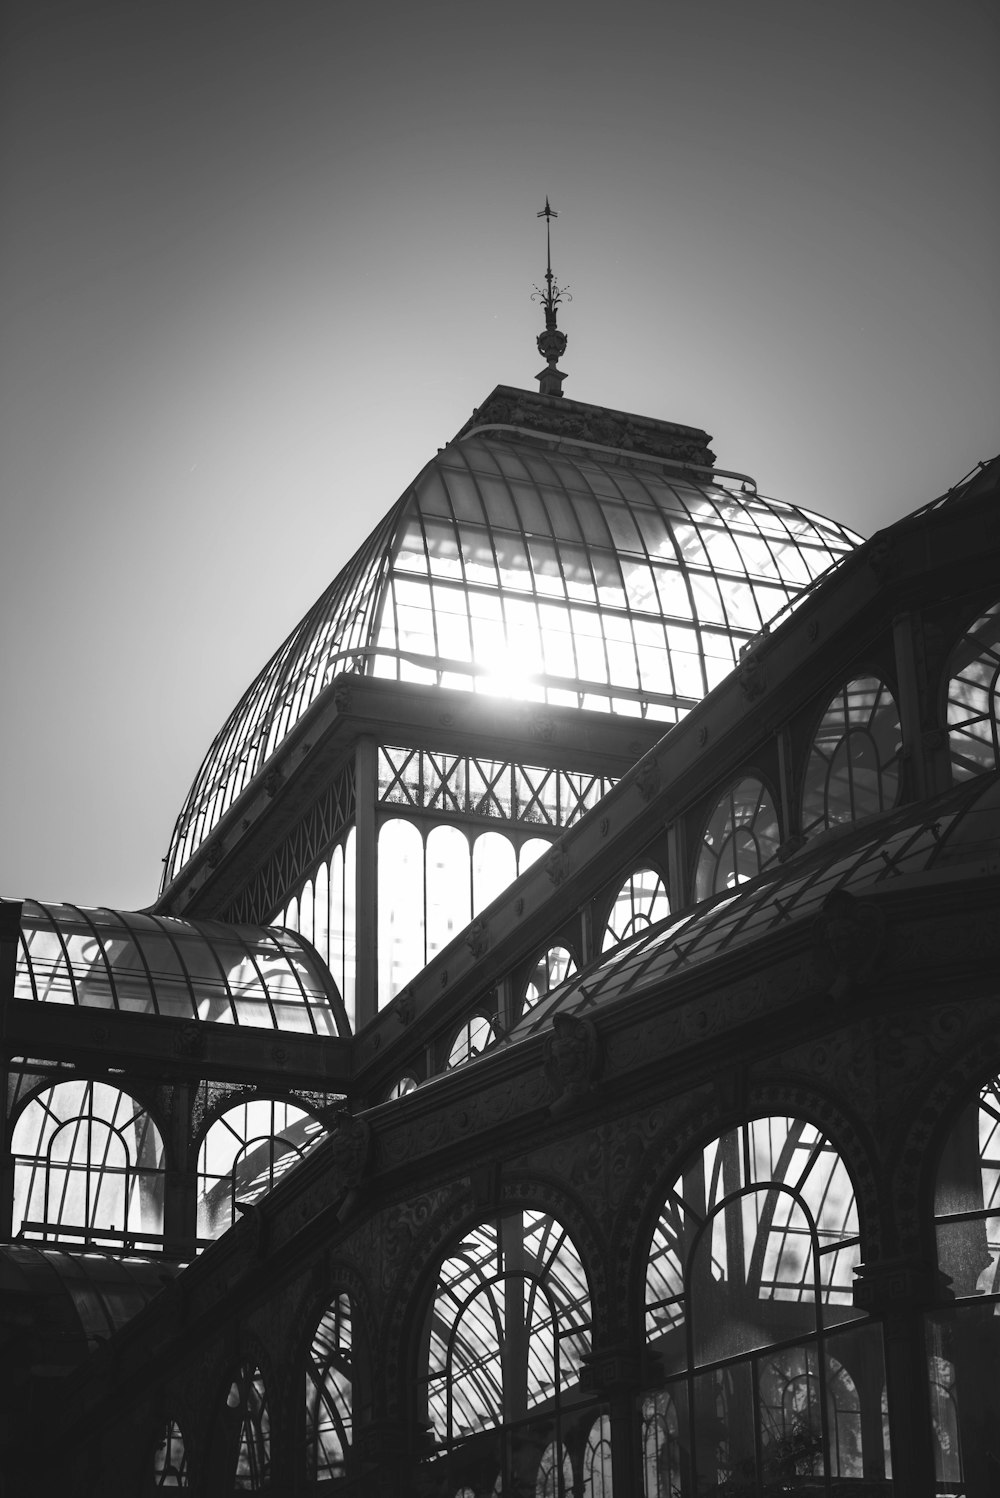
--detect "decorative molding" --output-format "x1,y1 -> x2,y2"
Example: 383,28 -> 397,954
545,841 -> 570,886
635,758 -> 661,803
811,890 -> 887,996
544,1014 -> 603,1115
464,917 -> 489,959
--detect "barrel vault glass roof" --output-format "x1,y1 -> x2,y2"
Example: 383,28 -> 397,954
509,772 -> 1000,1039
164,422 -> 860,886
14,900 -> 349,1036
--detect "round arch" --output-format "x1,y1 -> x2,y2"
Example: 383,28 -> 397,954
9,1076 -> 168,1249
191,1092 -> 328,1242
378,1176 -> 610,1429
285,1259 -> 378,1490
799,672 -> 903,838
611,1084 -> 883,1341
692,771 -> 782,902
595,863 -> 671,953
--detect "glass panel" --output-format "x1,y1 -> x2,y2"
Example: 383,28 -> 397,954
196,1101 -> 322,1242
581,1413 -> 612,1498
11,1080 -> 166,1247
926,1305 -> 1000,1495
166,436 -> 858,882
231,1364 -> 270,1491
427,825 -> 472,961
602,869 -> 670,951
695,777 -> 781,901
306,1292 -> 353,1481
448,1016 -> 498,1069
378,819 -> 426,1008
948,601 -> 1000,780
153,1419 -> 188,1488
935,1076 -> 1000,1298
473,831 -> 517,914
523,946 -> 577,1012
16,901 -> 343,1036
802,675 -> 903,837
421,1210 -> 592,1480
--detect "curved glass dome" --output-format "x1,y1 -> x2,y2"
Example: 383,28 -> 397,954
14,899 -> 348,1035
164,424 -> 860,886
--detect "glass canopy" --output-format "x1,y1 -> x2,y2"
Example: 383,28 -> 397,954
511,772 -> 1000,1037
163,425 -> 860,886
0,1244 -> 176,1350
14,900 -> 348,1036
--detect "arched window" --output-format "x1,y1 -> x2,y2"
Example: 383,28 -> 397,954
695,777 -> 780,901
378,818 -> 426,1007
536,1440 -> 573,1497
227,1365 -> 269,1491
152,1419 -> 188,1488
197,1100 -> 324,1242
472,830 -> 517,911
11,1080 -> 165,1248
602,869 -> 670,951
276,829 -> 356,1029
427,825 -> 473,961
801,676 -> 902,837
930,1074 -> 1000,1488
523,946 -> 577,1013
581,1413 -> 613,1497
447,1015 -> 498,1070
642,1116 -> 888,1492
377,820 -> 522,1007
418,1210 -> 592,1497
947,602 -> 1000,780
386,1075 -> 419,1101
305,1292 -> 353,1482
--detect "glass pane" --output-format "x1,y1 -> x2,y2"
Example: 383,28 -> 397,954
378,819 -> 426,1007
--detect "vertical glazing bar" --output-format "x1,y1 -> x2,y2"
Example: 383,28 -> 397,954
354,737 -> 379,1028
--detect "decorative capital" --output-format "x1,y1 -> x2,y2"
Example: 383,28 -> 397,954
544,1013 -> 602,1114
328,1114 -> 373,1222
812,890 -> 887,996
465,916 -> 489,959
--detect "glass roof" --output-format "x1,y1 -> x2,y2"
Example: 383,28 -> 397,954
14,899 -> 349,1036
0,1244 -> 177,1350
164,423 -> 860,887
510,773 -> 1000,1038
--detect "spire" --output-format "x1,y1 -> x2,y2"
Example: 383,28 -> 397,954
532,198 -> 571,397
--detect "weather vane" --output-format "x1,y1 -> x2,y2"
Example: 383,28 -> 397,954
532,197 -> 571,397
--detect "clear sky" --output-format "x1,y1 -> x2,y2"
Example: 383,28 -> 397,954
1,0 -> 997,910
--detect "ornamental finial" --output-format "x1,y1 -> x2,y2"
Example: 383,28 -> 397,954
532,198 -> 571,397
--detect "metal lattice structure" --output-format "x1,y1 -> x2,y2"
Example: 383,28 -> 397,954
163,427 -> 859,889
14,900 -> 348,1036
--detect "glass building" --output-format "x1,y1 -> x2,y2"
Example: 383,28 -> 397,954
2,376 -> 999,1498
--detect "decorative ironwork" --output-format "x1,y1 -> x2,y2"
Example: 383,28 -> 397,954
378,746 -> 615,831
224,766 -> 355,924
532,198 -> 571,396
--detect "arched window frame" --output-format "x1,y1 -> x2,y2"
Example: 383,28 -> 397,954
693,773 -> 782,902
10,1077 -> 166,1249
520,943 -> 579,1016
305,1290 -> 355,1484
640,1115 -> 885,1492
152,1418 -> 188,1489
446,1013 -> 499,1071
417,1208 -> 594,1498
944,600 -> 1000,781
225,1363 -> 270,1492
599,866 -> 671,953
800,672 -> 903,838
194,1095 -> 326,1243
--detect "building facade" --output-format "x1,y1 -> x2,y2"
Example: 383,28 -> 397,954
2,386 -> 999,1496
